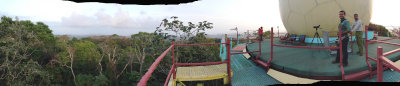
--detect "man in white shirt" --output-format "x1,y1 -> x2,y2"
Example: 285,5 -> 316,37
351,14 -> 364,56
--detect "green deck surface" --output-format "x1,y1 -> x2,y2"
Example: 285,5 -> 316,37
360,70 -> 400,82
246,37 -> 400,77
230,51 -> 282,86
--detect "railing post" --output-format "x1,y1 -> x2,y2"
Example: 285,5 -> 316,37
271,27 -> 273,61
339,26 -> 345,80
220,39 -> 223,59
230,37 -> 233,49
226,38 -> 231,84
365,25 -> 372,79
237,30 -> 239,45
257,28 -> 261,60
172,42 -> 176,80
267,27 -> 274,71
377,46 -> 383,82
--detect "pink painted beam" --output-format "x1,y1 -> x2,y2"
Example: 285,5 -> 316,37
381,56 -> 400,72
230,51 -> 260,55
383,48 -> 400,57
175,43 -> 227,46
138,45 -> 173,86
164,65 -> 175,86
273,44 -> 339,49
175,61 -> 229,66
369,40 -> 400,46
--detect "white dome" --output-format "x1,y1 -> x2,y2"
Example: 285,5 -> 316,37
279,0 -> 373,37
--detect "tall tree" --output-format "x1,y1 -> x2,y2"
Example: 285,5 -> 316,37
156,16 -> 213,41
131,32 -> 154,73
0,16 -> 52,85
98,36 -> 129,85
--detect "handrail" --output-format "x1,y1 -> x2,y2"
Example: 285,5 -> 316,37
377,46 -> 400,82
273,45 -> 339,49
268,27 -> 344,79
172,39 -> 232,85
367,56 -> 377,62
268,27 -> 273,71
375,33 -> 400,82
364,26 -> 373,79
175,43 -> 227,46
384,48 -> 400,57
139,41 -> 232,86
338,26 -> 345,80
230,51 -> 260,55
368,40 -> 400,46
368,37 -> 400,44
175,61 -> 229,66
138,45 -> 173,86
231,39 -> 259,41
164,64 -> 175,86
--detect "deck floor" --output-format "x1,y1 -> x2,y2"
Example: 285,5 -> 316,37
175,63 -> 228,81
230,51 -> 282,86
246,37 -> 400,77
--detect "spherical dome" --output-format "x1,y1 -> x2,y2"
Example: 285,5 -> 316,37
279,0 -> 373,37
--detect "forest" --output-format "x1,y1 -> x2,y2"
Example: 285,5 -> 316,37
0,16 -> 221,86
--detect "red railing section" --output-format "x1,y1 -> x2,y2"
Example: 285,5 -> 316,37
360,24 -> 400,82
138,40 -> 232,86
138,25 -> 400,85
363,25 -> 400,80
230,32 -> 262,59
137,45 -> 173,86
364,25 -> 374,79
375,38 -> 400,82
171,41 -> 231,85
267,27 -> 345,80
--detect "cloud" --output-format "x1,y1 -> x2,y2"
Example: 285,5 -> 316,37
60,6 -> 159,30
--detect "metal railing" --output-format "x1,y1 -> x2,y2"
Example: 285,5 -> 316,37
137,40 -> 232,86
269,27 -> 345,80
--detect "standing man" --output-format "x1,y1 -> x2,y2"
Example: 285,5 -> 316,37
351,14 -> 364,56
332,10 -> 351,67
259,27 -> 263,41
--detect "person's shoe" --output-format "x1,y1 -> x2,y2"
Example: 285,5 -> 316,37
359,53 -> 363,56
331,60 -> 339,64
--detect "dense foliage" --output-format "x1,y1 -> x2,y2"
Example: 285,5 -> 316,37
0,16 -> 220,85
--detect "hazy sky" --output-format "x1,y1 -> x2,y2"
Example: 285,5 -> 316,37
0,0 -> 399,36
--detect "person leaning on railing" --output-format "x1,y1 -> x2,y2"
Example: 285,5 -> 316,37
351,13 -> 364,56
332,10 -> 351,67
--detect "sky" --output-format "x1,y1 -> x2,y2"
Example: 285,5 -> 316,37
0,0 -> 399,36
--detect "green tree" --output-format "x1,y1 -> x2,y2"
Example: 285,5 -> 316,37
131,32 -> 155,73
74,40 -> 101,74
156,16 -> 213,41
0,16 -> 52,85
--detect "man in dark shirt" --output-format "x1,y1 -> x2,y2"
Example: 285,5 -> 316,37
332,10 -> 351,67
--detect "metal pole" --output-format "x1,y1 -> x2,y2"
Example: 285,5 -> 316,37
267,27 -> 274,71
339,26 -> 345,80
220,39 -> 223,58
230,37 -> 233,49
226,38 -> 231,84
365,25 -> 372,79
278,26 -> 279,38
172,41 -> 176,80
236,27 -> 239,45
257,28 -> 261,60
248,30 -> 250,43
377,46 -> 383,82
